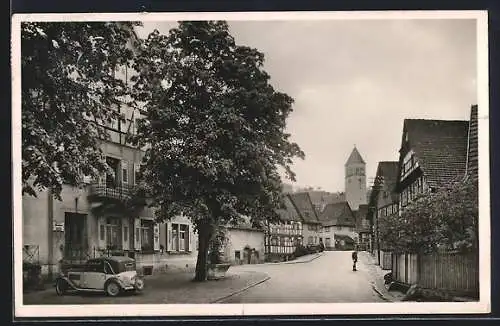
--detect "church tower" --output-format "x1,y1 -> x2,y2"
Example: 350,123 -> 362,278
345,146 -> 367,211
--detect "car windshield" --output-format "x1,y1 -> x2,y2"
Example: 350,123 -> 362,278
107,258 -> 137,273
113,261 -> 136,273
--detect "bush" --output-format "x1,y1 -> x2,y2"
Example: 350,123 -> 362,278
306,244 -> 322,254
293,245 -> 309,258
379,177 -> 478,254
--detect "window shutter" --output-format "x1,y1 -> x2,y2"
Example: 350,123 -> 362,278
98,217 -> 106,248
134,218 -> 141,250
187,225 -> 191,252
153,223 -> 160,251
159,223 -> 166,252
122,220 -> 129,251
166,222 -> 172,251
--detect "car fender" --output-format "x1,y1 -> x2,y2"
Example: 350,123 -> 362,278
56,275 -> 79,291
104,277 -> 125,289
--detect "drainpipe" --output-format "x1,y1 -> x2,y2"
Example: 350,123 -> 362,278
47,188 -> 54,281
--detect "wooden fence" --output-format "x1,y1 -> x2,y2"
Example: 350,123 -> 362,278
380,250 -> 392,270
392,251 -> 479,297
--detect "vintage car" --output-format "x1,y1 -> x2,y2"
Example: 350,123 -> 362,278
55,256 -> 144,297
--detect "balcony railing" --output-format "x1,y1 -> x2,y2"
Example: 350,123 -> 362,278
88,181 -> 134,202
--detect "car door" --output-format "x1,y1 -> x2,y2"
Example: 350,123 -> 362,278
82,259 -> 106,290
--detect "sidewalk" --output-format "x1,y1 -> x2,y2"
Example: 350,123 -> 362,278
358,251 -> 405,302
23,269 -> 270,305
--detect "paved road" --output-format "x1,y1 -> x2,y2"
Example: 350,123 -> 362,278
23,251 -> 385,305
22,270 -> 268,305
220,251 -> 385,303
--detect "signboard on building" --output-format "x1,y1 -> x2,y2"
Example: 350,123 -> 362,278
53,221 -> 65,232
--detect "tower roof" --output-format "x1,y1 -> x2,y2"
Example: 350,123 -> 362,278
345,147 -> 365,166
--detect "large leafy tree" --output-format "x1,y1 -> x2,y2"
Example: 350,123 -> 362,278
132,21 -> 304,281
379,176 -> 478,253
21,22 -> 140,199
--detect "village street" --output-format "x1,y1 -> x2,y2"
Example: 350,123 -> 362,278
218,251 -> 386,303
23,251 -> 387,305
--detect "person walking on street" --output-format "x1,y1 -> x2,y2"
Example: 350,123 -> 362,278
352,249 -> 358,271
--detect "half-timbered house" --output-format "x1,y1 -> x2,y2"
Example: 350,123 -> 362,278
264,194 -> 303,262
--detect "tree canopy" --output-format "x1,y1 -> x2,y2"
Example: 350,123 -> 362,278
21,22 -> 140,199
379,176 -> 478,253
131,21 -> 304,280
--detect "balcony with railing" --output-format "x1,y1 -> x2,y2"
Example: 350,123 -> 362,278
88,181 -> 134,202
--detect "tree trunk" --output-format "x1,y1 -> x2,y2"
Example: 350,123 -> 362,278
193,222 -> 212,282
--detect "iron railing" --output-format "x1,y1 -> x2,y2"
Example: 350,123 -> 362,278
88,181 -> 134,201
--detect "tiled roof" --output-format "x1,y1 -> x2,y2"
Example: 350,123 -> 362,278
276,195 -> 302,222
375,161 -> 399,203
319,201 -> 355,227
404,119 -> 469,188
310,191 -> 345,204
355,204 -> 370,232
305,190 -> 345,214
345,147 -> 365,165
288,192 -> 320,224
335,234 -> 355,244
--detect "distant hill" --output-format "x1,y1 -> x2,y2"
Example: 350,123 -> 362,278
281,183 -> 295,194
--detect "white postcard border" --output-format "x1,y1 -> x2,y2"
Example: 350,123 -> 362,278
12,10 -> 491,318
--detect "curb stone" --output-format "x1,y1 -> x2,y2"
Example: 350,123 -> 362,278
371,284 -> 391,302
267,252 -> 324,266
210,274 -> 271,303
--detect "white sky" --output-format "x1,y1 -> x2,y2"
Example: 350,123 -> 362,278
135,18 -> 478,193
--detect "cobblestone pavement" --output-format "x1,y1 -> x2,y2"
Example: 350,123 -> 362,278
23,270 -> 269,305
221,251 -> 387,303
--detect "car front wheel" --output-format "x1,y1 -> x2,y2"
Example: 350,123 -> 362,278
55,279 -> 67,296
105,280 -> 122,297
